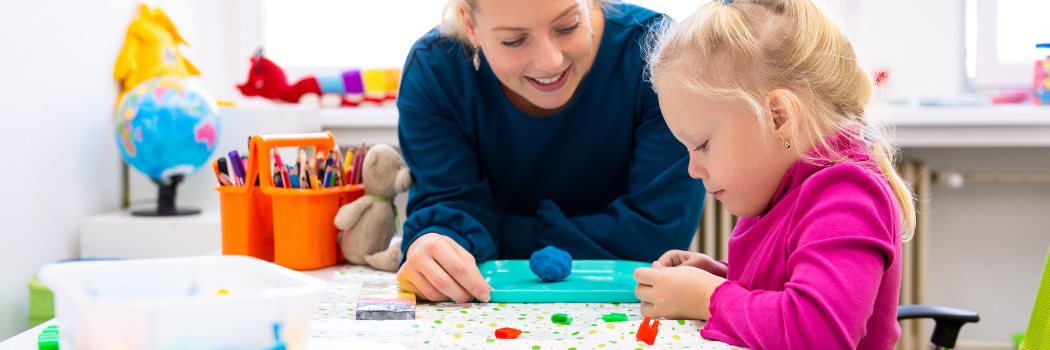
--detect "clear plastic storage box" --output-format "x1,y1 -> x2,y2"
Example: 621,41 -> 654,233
38,255 -> 328,350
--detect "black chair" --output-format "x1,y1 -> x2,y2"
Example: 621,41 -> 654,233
897,305 -> 980,350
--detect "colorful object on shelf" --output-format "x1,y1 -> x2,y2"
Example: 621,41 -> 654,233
1034,43 -> 1050,105
551,313 -> 573,325
114,4 -> 200,101
115,75 -> 221,183
529,246 -> 573,282
494,327 -> 522,339
237,49 -> 399,108
636,315 -> 660,345
37,325 -> 58,350
356,283 -> 416,320
872,68 -> 889,87
602,313 -> 628,322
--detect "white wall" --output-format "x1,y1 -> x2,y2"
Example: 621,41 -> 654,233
854,0 -> 968,100
906,147 -> 1050,346
0,0 -> 261,339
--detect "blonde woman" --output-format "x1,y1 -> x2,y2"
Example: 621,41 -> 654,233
634,0 -> 915,348
396,0 -> 706,304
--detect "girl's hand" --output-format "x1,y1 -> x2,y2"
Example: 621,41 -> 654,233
634,262 -> 727,320
396,232 -> 493,303
656,250 -> 728,277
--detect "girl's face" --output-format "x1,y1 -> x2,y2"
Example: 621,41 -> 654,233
465,0 -> 601,114
659,87 -> 800,218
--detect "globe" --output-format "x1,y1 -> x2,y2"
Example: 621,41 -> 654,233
115,75 -> 221,184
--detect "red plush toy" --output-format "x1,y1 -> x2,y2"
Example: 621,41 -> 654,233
237,49 -> 398,107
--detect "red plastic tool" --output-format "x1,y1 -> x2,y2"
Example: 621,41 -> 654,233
495,327 -> 522,339
636,315 -> 660,345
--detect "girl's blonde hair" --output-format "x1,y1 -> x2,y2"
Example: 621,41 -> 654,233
441,0 -> 607,46
647,0 -> 915,240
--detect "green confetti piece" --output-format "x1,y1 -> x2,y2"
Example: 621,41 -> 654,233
487,339 -> 495,343
532,346 -> 541,349
493,308 -> 500,310
434,320 -> 442,324
677,320 -> 686,325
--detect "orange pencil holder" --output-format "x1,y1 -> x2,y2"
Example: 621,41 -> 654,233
216,131 -> 364,270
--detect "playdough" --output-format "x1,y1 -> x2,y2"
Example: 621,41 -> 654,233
529,246 -> 572,282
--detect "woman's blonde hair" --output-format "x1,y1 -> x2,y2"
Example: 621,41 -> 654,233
441,0 -> 607,46
647,0 -> 915,240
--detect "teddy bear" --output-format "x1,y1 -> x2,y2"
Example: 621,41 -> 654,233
334,144 -> 412,272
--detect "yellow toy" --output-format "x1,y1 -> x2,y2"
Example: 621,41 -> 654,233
113,4 -> 199,100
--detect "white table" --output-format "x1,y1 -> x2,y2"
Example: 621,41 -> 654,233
1,264 -> 747,350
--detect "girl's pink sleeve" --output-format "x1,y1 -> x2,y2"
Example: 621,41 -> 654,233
701,166 -> 898,349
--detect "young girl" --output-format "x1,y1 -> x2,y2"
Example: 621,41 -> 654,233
634,0 -> 915,349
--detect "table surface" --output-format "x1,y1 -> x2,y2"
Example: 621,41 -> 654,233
0,264 -> 748,350
306,265 -> 747,349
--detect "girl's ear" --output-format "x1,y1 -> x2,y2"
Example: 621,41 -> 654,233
765,89 -> 800,141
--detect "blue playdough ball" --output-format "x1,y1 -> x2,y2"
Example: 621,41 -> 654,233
529,246 -> 572,282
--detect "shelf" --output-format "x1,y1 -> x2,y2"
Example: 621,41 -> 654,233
870,105 -> 1050,126
319,107 -> 399,128
309,105 -> 1050,148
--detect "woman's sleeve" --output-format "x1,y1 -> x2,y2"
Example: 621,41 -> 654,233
396,53 -> 500,265
701,166 -> 899,349
525,77 -> 707,262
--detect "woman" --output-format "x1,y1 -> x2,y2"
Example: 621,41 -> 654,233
396,0 -> 706,303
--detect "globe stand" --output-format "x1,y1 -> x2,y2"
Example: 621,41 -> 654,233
132,174 -> 201,216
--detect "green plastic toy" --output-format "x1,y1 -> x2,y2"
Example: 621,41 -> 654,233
602,313 -> 628,322
479,260 -> 648,303
38,325 -> 58,350
28,276 -> 54,328
551,313 -> 573,325
1019,241 -> 1050,350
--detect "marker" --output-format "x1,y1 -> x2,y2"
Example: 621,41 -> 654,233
212,159 -> 222,184
218,173 -> 233,186
228,150 -> 246,186
273,146 -> 292,189
217,157 -> 230,178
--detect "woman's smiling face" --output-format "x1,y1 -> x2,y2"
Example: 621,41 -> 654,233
464,0 -> 601,114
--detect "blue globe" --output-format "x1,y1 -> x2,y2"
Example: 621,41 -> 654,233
115,76 -> 221,183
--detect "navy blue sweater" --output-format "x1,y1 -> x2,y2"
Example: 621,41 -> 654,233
396,3 -> 705,264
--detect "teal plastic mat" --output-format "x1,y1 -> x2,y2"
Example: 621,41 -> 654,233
479,260 -> 648,303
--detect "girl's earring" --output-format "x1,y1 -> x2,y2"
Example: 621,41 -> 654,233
784,140 -> 791,148
473,45 -> 481,71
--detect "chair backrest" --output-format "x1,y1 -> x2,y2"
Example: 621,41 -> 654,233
1021,242 -> 1050,350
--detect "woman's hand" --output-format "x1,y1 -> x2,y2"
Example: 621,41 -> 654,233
656,250 -> 728,277
634,262 -> 727,320
396,232 -> 493,303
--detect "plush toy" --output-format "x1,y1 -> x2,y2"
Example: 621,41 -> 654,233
237,50 -> 400,108
114,4 -> 200,101
334,144 -> 412,271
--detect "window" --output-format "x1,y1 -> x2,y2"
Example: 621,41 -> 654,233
263,0 -> 712,69
967,0 -> 1050,89
262,0 -> 862,70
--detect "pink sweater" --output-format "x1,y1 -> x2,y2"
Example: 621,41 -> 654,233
701,133 -> 903,350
